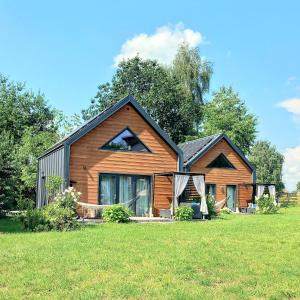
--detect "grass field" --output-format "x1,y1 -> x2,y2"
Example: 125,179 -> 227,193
0,207 -> 300,299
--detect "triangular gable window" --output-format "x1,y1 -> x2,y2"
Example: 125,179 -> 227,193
101,128 -> 151,152
206,153 -> 235,169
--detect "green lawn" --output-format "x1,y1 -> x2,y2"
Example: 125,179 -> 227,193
0,207 -> 300,300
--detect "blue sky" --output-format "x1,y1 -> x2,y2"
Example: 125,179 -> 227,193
1,1 -> 300,190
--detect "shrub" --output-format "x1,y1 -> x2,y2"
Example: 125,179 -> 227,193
46,176 -> 64,202
175,206 -> 194,221
206,195 -> 217,219
102,204 -> 132,223
256,195 -> 278,214
17,198 -> 34,211
19,187 -> 81,231
19,209 -> 50,232
43,203 -> 78,231
54,187 -> 80,212
220,207 -> 232,214
0,201 -> 6,218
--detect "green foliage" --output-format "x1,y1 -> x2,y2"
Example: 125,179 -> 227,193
249,140 -> 285,192
19,209 -> 50,232
102,204 -> 132,223
202,86 -> 257,154
16,128 -> 59,191
19,187 -> 80,231
0,74 -> 60,209
220,207 -> 232,215
17,197 -> 34,211
175,206 -> 194,221
206,195 -> 217,218
297,182 -> 300,192
170,43 -> 213,131
82,48 -> 213,143
46,176 -> 64,202
256,195 -> 279,214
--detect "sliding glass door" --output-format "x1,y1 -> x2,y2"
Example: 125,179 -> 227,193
99,173 -> 151,217
136,177 -> 150,217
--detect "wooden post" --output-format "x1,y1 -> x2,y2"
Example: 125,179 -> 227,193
151,174 -> 155,217
172,173 -> 175,218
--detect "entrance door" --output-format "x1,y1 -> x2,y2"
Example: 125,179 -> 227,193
227,185 -> 236,211
135,176 -> 151,217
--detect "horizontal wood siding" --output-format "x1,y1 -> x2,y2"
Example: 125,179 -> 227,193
190,139 -> 253,208
69,104 -> 177,215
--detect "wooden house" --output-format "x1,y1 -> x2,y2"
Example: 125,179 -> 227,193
37,96 -> 255,216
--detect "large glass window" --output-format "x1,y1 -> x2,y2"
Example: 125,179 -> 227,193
206,153 -> 235,169
101,128 -> 150,152
99,173 -> 151,216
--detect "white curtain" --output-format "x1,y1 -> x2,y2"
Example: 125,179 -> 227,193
268,185 -> 277,205
256,185 -> 265,198
193,175 -> 208,216
173,175 -> 190,212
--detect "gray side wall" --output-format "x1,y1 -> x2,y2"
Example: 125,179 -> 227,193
36,146 -> 65,208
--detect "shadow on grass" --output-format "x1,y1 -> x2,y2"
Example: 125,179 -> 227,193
0,217 -> 25,233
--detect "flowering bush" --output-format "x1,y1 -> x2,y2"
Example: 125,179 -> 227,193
256,194 -> 278,214
175,206 -> 194,221
102,204 -> 132,223
220,207 -> 232,214
19,187 -> 81,231
206,195 -> 217,219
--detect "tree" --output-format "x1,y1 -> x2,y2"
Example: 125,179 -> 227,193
202,86 -> 257,154
0,74 -> 59,209
170,44 -> 213,131
0,131 -> 16,211
82,56 -> 195,143
15,128 -> 59,195
297,182 -> 300,192
249,140 -> 285,192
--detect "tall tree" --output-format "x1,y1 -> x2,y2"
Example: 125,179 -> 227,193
82,56 -> 194,143
296,182 -> 300,192
171,44 -> 213,131
249,141 -> 285,192
202,86 -> 257,154
0,74 -> 59,209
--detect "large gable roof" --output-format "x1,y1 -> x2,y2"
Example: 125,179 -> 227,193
178,133 -> 255,172
40,95 -> 183,160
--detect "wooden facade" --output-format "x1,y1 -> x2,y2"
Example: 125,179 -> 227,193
69,103 -> 178,215
189,138 -> 254,208
37,96 -> 256,215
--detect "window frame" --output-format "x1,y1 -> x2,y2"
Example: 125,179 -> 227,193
206,153 -> 236,169
98,172 -> 152,207
99,127 -> 152,153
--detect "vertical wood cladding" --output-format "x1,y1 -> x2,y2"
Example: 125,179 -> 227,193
190,139 -> 253,207
69,104 -> 177,213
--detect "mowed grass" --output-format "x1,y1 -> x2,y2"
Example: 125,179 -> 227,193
0,207 -> 300,300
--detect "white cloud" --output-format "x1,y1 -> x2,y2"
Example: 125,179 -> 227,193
287,76 -> 296,84
283,145 -> 300,191
113,23 -> 203,66
278,98 -> 300,122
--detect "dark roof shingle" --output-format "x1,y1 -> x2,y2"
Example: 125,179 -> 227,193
178,134 -> 221,164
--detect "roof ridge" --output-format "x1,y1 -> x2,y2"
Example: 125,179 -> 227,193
178,133 -> 222,146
